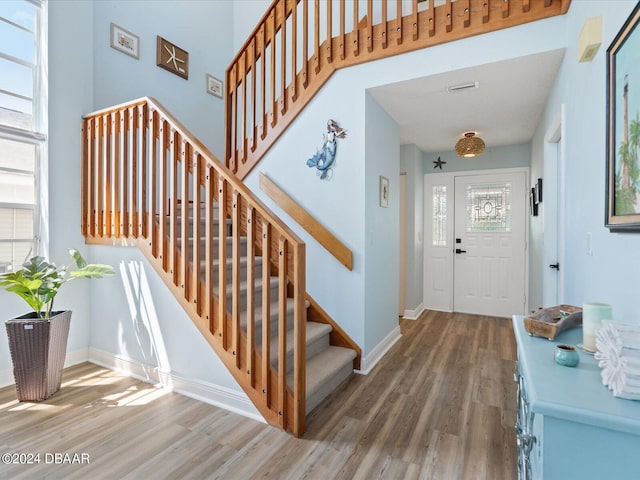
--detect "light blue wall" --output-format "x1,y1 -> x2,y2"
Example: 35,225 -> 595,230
423,143 -> 532,174
533,0 -> 640,322
92,0 -> 232,157
400,144 -> 424,313
364,93 -> 400,352
85,1 -> 240,389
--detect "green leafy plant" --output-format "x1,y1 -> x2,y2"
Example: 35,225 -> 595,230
0,249 -> 115,319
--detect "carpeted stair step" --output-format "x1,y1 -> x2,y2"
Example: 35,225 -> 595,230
264,321 -> 332,374
293,346 -> 357,414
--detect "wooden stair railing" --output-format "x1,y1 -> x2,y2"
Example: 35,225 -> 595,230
81,96 -> 309,435
225,0 -> 571,179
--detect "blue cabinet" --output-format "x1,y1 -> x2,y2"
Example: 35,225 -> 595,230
513,315 -> 640,479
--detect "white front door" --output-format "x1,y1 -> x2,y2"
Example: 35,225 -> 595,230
453,171 -> 527,317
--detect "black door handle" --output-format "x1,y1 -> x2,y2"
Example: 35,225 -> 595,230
455,249 -> 467,254
549,263 -> 559,270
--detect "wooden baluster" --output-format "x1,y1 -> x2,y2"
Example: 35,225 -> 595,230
151,111 -> 160,258
280,0 -> 287,116
205,166 -> 214,332
251,38 -> 258,151
353,0 -> 359,57
291,0 -> 298,102
122,109 -> 130,238
180,139 -> 189,296
229,65 -> 237,173
105,114 -> 112,237
170,130 -> 179,282
192,152 -> 202,314
261,221 -> 271,408
339,0 -> 345,59
445,0 -> 452,32
231,190 -> 241,367
412,0 -> 419,40
113,111 -> 121,238
523,0 -> 531,12
503,0 -> 510,18
428,0 -> 435,36
87,117 -> 95,238
270,9 -> 278,128
241,50 -> 248,163
463,0 -> 471,28
260,25 -> 268,139
158,120 -> 167,265
83,119 -> 94,237
218,177 -> 228,348
313,0 -> 320,73
98,117 -> 105,237
140,105 -> 148,238
277,236 -> 287,429
396,0 -> 403,45
483,0 -> 490,23
130,106 -> 138,239
292,242 -> 306,437
381,0 -> 388,49
302,1 -> 308,87
366,0 -> 373,52
326,0 -> 333,63
544,0 -> 552,7
246,206 -> 256,386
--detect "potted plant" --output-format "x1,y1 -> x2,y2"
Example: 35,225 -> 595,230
0,249 -> 114,401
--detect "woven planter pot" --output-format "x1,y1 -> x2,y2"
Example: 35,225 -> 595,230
5,310 -> 71,402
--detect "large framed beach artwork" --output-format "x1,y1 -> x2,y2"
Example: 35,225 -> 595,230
606,4 -> 640,231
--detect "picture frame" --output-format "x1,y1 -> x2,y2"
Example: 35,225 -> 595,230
156,36 -> 189,80
206,74 -> 223,98
110,23 -> 139,59
606,3 -> 640,231
379,176 -> 389,208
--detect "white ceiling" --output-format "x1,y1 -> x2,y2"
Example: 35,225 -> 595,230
367,49 -> 566,154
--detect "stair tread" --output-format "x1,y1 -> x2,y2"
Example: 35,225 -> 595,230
291,346 -> 356,399
264,321 -> 332,364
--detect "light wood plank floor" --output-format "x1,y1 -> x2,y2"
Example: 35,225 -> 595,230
0,311 -> 517,479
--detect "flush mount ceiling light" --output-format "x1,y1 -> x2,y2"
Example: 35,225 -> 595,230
455,132 -> 485,158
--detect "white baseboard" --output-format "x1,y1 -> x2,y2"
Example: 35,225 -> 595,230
403,303 -> 425,320
88,348 -> 264,424
355,325 -> 402,375
0,347 -> 90,389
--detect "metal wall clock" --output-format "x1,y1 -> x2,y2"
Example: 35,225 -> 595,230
156,36 -> 189,79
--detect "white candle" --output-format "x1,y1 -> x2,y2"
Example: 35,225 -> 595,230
583,302 -> 612,353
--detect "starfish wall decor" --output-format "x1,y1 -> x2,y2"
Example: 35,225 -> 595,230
433,156 -> 446,169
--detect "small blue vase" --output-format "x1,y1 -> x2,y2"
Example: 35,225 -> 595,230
555,344 -> 580,367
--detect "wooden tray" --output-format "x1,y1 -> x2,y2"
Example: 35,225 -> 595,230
523,305 -> 582,340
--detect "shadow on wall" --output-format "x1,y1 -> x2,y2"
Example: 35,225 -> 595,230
118,261 -> 171,383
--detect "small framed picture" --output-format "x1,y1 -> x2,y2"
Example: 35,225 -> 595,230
206,74 -> 223,98
380,176 -> 389,208
110,23 -> 139,59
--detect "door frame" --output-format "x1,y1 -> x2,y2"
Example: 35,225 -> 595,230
423,166 -> 530,314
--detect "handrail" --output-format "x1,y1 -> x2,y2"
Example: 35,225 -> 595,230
81,96 -> 307,436
259,172 -> 353,270
225,0 -> 571,180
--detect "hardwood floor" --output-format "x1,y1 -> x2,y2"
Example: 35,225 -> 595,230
0,311 -> 517,479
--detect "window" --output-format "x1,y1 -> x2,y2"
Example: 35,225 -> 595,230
432,185 -> 447,246
0,0 -> 46,272
466,183 -> 511,232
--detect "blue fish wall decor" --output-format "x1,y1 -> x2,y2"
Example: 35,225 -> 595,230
306,119 -> 347,180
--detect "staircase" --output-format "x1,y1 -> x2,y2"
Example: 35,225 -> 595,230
174,201 -> 357,415
81,98 -> 360,437
81,1 -> 572,437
